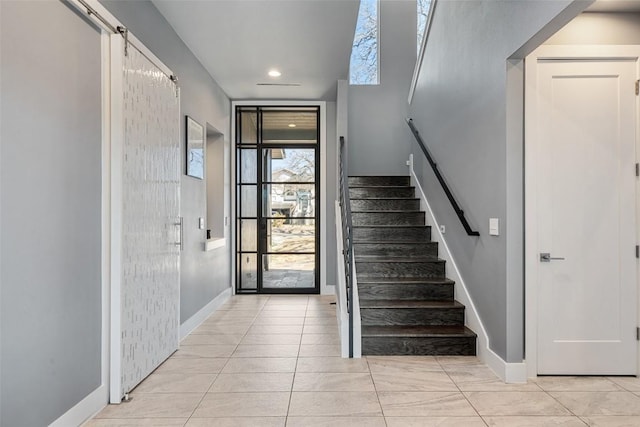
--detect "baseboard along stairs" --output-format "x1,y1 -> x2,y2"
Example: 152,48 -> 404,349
349,175 -> 477,355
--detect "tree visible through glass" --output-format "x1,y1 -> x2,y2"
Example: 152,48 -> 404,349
350,0 -> 378,85
417,0 -> 432,54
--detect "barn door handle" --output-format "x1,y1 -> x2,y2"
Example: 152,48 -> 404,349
540,252 -> 565,262
175,217 -> 183,250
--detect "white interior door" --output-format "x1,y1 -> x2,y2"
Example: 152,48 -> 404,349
110,35 -> 181,400
536,58 -> 637,375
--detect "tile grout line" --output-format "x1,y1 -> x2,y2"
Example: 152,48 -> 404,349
183,295 -> 265,424
130,298 -> 248,421
365,356 -> 388,425
269,295 -> 296,425
541,387 -> 583,418
575,415 -> 591,426
183,371 -> 219,424
285,296 -> 308,424
436,357 -> 489,426
93,296 -> 640,424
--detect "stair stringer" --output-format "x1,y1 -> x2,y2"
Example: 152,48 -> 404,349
408,154 -> 526,383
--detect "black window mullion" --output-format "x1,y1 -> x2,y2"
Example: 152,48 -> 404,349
256,108 -> 263,293
235,105 -> 321,294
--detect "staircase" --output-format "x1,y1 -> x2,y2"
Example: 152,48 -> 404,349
349,175 -> 477,355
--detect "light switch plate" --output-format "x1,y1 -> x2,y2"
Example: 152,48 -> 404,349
489,218 -> 499,236
199,217 -> 205,230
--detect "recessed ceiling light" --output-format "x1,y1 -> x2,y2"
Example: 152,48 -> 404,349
268,70 -> 281,77
256,83 -> 301,87
288,123 -> 296,128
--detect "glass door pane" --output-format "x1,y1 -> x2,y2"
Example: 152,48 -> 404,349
237,149 -> 257,183
263,148 -> 315,183
261,161 -> 316,291
236,143 -> 258,292
263,183 -> 316,221
263,254 -> 315,289
236,106 -> 320,294
267,220 -> 315,253
237,108 -> 258,144
238,253 -> 257,291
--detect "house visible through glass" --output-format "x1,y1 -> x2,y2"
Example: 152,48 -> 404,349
236,107 -> 320,292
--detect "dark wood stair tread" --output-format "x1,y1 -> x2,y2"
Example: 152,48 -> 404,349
355,256 -> 443,263
362,325 -> 476,338
359,299 -> 464,309
349,175 -> 476,356
349,197 -> 422,203
354,242 -> 437,248
351,210 -> 423,213
353,241 -> 436,245
349,185 -> 413,188
353,225 -> 429,228
357,277 -> 454,285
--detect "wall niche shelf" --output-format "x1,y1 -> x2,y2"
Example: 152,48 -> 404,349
204,238 -> 226,251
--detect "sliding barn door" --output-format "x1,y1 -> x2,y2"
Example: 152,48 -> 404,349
110,35 -> 181,401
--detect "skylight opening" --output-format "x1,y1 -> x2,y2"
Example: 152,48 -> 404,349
417,0 -> 432,54
349,0 -> 379,85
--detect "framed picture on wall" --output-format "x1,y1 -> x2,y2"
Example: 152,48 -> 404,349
186,116 -> 204,179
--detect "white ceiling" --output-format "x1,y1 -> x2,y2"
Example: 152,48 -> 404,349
586,0 -> 640,12
152,0 -> 360,101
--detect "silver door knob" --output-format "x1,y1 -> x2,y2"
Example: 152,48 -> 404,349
540,252 -> 565,262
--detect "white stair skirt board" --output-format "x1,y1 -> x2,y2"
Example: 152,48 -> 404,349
351,263 -> 362,358
335,201 -> 362,358
336,201 -> 352,358
408,154 -> 526,383
49,385 -> 107,427
180,287 -> 232,339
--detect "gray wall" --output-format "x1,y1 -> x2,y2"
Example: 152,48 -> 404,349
408,0 -> 580,361
0,2 -> 102,425
547,12 -> 640,45
348,0 -> 416,175
101,0 -> 232,323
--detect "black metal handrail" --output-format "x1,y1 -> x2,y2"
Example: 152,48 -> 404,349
339,136 -> 354,357
406,118 -> 480,236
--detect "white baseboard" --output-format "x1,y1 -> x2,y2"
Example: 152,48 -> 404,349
408,155 -> 526,383
50,384 -> 107,427
52,288 -> 233,426
322,284 -> 336,295
180,287 -> 232,339
483,346 -> 527,383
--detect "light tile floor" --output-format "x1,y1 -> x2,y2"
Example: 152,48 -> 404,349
87,295 -> 640,427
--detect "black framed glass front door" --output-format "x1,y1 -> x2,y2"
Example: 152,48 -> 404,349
236,106 -> 320,294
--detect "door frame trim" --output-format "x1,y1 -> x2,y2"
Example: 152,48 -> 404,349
524,44 -> 640,378
231,100 -> 328,294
